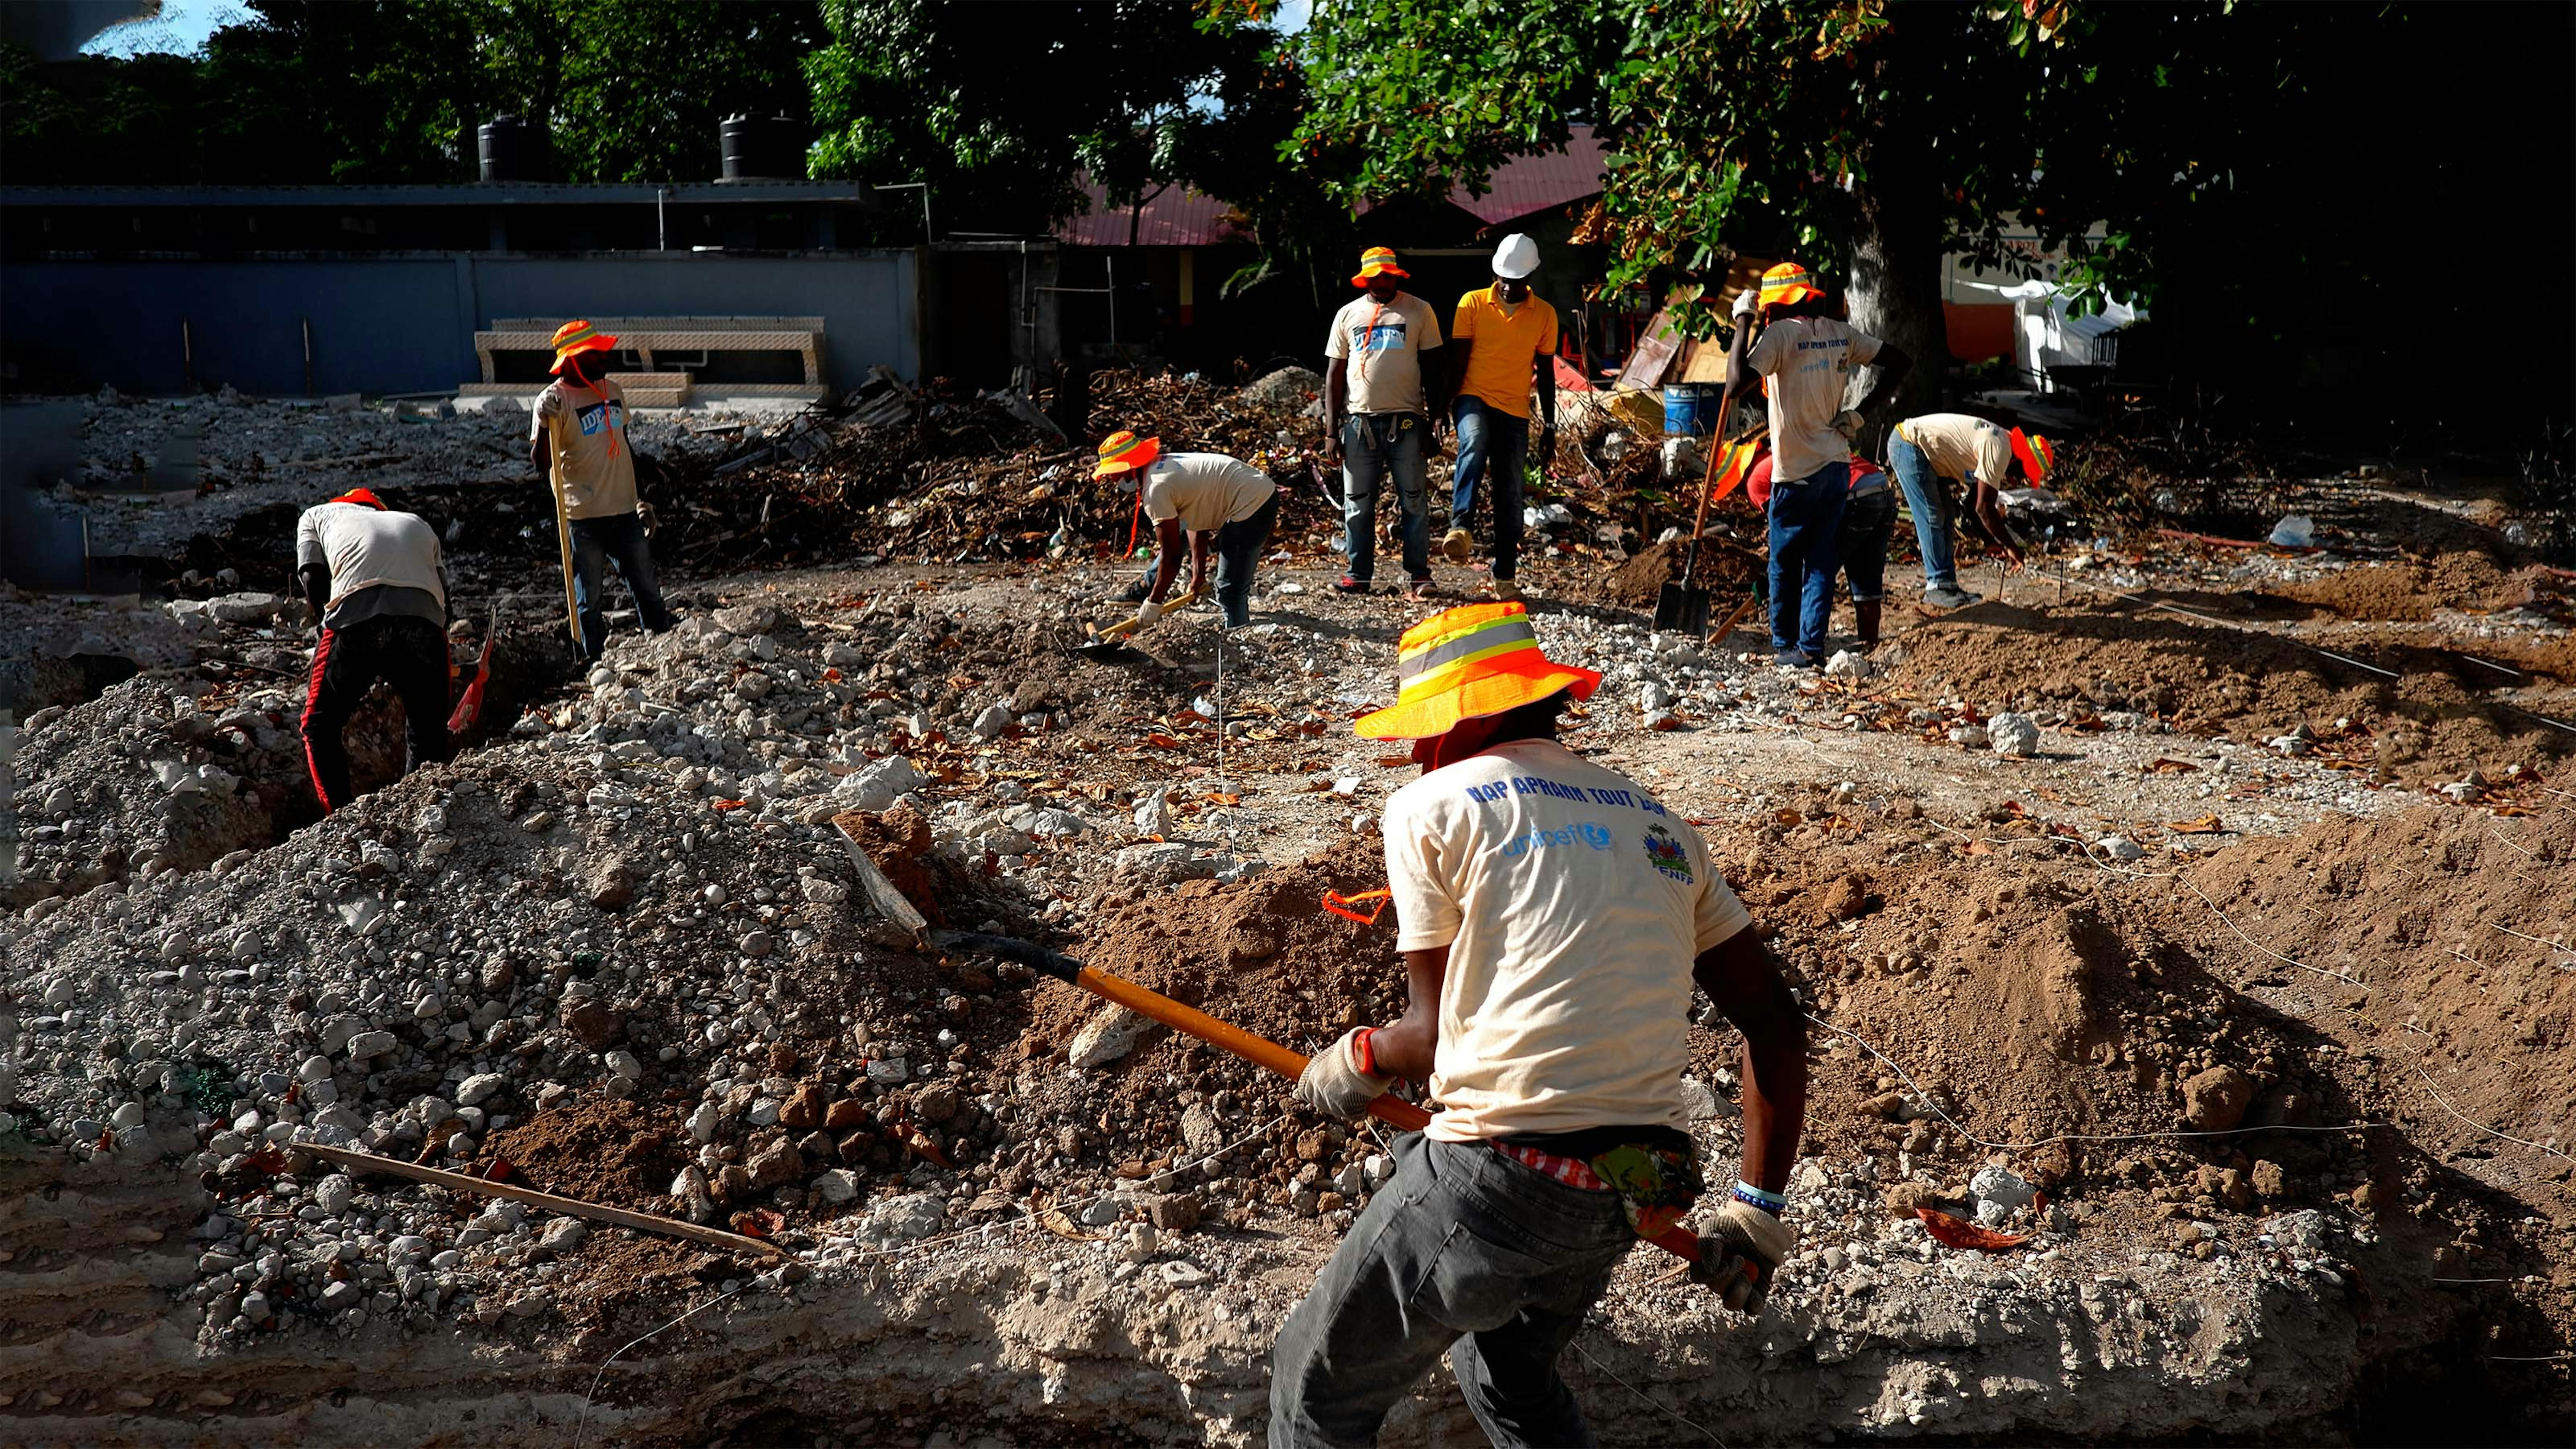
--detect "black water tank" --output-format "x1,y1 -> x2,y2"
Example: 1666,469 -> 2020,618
478,115 -> 534,182
720,114 -> 802,181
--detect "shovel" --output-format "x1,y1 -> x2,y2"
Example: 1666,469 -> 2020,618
1654,386 -> 1754,636
933,929 -> 1710,1270
446,602 -> 500,735
1074,585 -> 1203,660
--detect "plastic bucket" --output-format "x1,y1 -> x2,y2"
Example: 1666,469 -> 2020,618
1662,384 -> 1720,436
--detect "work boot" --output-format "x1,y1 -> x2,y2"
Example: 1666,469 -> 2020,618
1491,577 -> 1524,602
1921,584 -> 1980,609
1332,575 -> 1372,595
1856,601 -> 1882,648
1442,527 -> 1474,564
1408,577 -> 1445,601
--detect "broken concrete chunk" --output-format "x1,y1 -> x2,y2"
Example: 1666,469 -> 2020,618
1067,1004 -> 1156,1069
1988,712 -> 2040,758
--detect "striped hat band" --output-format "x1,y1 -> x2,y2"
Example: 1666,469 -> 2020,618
1394,612 -> 1538,700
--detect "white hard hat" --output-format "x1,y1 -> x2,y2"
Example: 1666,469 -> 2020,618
1491,233 -> 1540,280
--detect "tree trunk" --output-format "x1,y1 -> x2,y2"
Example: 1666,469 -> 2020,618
1844,176 -> 1948,428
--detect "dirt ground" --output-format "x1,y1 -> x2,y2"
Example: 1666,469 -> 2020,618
4,413 -> 2573,1445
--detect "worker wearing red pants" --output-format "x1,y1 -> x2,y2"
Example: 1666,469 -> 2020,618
293,487 -> 453,812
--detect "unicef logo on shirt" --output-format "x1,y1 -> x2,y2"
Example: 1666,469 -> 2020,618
1499,821 -> 1617,859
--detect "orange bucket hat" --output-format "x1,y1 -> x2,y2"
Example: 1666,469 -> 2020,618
1350,246 -> 1409,287
1353,602 -> 1602,741
1756,262 -> 1825,308
328,487 -> 387,509
1093,430 -> 1162,479
2010,428 -> 2055,481
548,319 -> 618,374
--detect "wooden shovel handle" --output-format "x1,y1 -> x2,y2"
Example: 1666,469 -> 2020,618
1074,967 -> 1431,1133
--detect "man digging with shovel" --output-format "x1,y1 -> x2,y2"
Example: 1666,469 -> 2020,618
1269,602 -> 1810,1448
1095,430 -> 1280,631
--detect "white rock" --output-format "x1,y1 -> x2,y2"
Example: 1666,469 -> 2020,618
1987,712 -> 2040,758
1132,792 -> 1169,836
1638,680 -> 1678,712
1067,1004 -> 1156,1069
1971,1165 -> 2036,1213
970,702 -> 1013,739
1824,650 -> 1870,679
344,1030 -> 399,1060
2092,834 -> 2146,862
314,1174 -> 354,1216
814,1169 -> 861,1205
1947,723 -> 1990,749
604,1051 -> 644,1080
865,1193 -> 946,1241
455,1072 -> 507,1107
686,1102 -> 721,1142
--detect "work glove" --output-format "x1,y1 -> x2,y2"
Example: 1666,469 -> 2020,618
1690,1199 -> 1797,1314
1731,287 -> 1762,321
1831,409 -> 1866,441
1135,598 -> 1166,627
1293,1027 -> 1391,1120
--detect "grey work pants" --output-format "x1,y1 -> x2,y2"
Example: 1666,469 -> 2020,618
1269,1132 -> 1635,1448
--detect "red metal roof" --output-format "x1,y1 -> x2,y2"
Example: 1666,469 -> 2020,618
1056,176 -> 1248,247
1454,124 -> 1608,225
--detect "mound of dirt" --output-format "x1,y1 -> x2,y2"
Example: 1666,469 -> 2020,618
1581,536 -> 1765,608
2275,557 -> 2555,622
1885,599 -> 2573,785
485,1096 -> 693,1209
2186,804 -> 2575,1203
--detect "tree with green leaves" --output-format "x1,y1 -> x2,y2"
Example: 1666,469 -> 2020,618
1,1 -> 823,187
1284,0 -> 2276,412
804,0 -> 1320,249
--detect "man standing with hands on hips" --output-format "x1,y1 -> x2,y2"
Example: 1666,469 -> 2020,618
1444,234 -> 1559,603
1268,602 -> 1810,1447
1325,247 -> 1445,600
1726,264 -> 1912,668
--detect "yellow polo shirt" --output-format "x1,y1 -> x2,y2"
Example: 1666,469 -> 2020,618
1451,286 -> 1559,419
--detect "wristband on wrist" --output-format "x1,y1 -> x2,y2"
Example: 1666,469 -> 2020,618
1732,1180 -> 1786,1213
1351,1027 -> 1378,1077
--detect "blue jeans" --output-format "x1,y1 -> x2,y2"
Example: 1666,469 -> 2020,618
1341,413 -> 1430,583
1840,486 -> 1896,604
569,511 -> 675,659
1887,434 -> 1959,590
1767,460 -> 1850,658
1450,396 -> 1530,580
1270,1133 -> 1634,1448
1139,491 -> 1281,627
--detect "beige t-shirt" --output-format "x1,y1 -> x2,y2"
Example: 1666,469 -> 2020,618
1140,452 -> 1276,532
1746,315 -> 1883,486
1326,292 -> 1443,416
1898,412 -> 2018,488
1381,738 -> 1751,1142
531,379 -> 639,519
294,502 -> 446,627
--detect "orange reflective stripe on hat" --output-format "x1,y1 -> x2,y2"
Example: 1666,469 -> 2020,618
2010,428 -> 2054,480
1093,430 -> 1161,479
1757,262 -> 1824,307
1350,246 -> 1409,286
1352,602 -> 1602,741
548,319 -> 619,375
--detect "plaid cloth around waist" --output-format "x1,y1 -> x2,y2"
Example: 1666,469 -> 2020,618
1490,1140 -> 1611,1192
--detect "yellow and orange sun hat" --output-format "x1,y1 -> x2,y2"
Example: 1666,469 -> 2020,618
1756,262 -> 1825,308
2010,428 -> 2055,481
1350,246 -> 1409,287
1353,602 -> 1602,741
328,487 -> 386,509
1093,430 -> 1162,479
548,319 -> 618,374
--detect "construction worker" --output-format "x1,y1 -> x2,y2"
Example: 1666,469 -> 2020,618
525,319 -> 675,660
1270,602 -> 1809,1447
293,487 -> 452,813
1887,413 -> 2044,607
1746,447 -> 1897,652
1095,431 -> 1280,629
1324,246 -> 1445,600
1443,233 -> 1559,603
1725,264 -> 1912,668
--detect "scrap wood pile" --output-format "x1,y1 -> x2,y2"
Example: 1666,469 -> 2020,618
639,368 -> 1330,569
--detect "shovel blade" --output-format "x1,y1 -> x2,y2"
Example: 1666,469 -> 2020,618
1653,581 -> 1710,636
